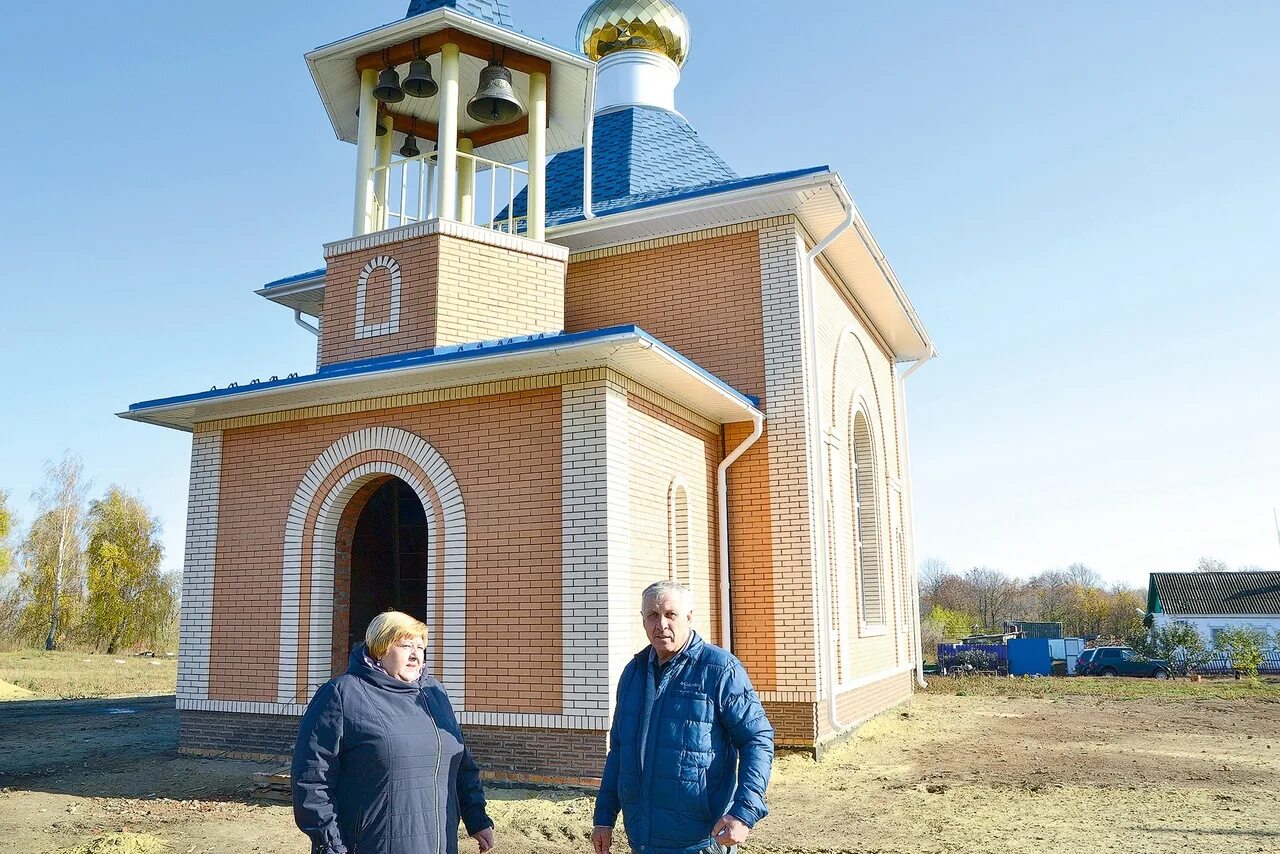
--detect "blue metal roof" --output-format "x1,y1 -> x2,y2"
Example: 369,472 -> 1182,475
406,0 -> 513,28
127,325 -> 760,414
262,268 -> 325,290
510,106 -> 737,222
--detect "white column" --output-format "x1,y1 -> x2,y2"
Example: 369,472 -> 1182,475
457,137 -> 475,226
353,68 -> 379,236
527,70 -> 547,241
436,43 -> 461,222
374,114 -> 394,231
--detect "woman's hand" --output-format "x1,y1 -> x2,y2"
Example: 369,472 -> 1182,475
472,827 -> 495,852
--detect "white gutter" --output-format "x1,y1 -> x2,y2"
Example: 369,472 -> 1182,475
897,348 -> 934,688
582,67 -> 596,220
799,189 -> 857,736
716,412 -> 765,653
294,309 -> 320,336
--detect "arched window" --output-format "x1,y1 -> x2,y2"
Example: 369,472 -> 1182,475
668,479 -> 690,588
851,409 -> 884,627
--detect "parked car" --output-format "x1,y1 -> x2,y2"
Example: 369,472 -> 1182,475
1074,648 -> 1099,675
1083,646 -> 1171,679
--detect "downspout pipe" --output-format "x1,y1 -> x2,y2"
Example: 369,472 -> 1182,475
799,189 -> 856,736
898,348 -> 934,688
582,68 -> 597,220
717,411 -> 764,654
294,309 -> 319,336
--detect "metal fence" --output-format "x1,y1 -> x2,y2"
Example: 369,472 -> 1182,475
1176,650 -> 1280,675
937,643 -> 1009,675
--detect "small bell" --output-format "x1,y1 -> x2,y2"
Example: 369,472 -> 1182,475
467,63 -> 523,125
399,134 -> 421,158
374,66 -> 405,103
375,120 -> 388,137
402,57 -> 438,99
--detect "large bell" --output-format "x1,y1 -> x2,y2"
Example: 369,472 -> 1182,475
402,57 -> 438,99
467,63 -> 523,125
374,66 -> 405,103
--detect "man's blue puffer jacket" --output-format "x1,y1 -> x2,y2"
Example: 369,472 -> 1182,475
594,631 -> 774,854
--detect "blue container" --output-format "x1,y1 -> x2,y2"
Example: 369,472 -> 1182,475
1008,637 -> 1052,676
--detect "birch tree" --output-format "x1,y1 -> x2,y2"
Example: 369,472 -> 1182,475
28,454 -> 89,650
84,487 -> 175,653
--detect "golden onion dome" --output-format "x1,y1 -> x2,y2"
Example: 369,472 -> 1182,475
577,0 -> 692,68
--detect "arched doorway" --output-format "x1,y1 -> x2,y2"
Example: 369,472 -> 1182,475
340,476 -> 431,663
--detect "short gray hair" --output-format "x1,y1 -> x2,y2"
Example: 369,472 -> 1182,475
641,580 -> 692,614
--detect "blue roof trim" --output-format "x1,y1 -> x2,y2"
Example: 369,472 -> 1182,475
262,268 -> 325,290
128,325 -> 760,413
406,0 -> 513,28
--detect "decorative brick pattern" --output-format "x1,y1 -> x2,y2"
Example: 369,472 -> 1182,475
206,387 -> 563,715
354,255 -> 402,339
278,428 -> 467,707
322,222 -> 566,366
177,431 -> 222,702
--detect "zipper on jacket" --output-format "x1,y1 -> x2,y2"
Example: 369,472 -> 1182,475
430,701 -> 443,854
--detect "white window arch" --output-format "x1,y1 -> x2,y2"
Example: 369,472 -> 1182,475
851,406 -> 885,628
667,478 -> 691,588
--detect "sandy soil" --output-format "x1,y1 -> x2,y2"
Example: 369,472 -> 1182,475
2,689 -> 1277,854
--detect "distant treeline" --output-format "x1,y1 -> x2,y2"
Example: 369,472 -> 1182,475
0,453 -> 178,654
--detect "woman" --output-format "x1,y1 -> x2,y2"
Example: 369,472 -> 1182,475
292,611 -> 495,854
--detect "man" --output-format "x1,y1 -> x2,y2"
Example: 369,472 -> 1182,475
592,581 -> 774,854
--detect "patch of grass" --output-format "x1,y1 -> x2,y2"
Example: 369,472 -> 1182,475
0,649 -> 176,700
924,674 -> 1280,701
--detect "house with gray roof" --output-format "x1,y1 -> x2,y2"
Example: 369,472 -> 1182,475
1147,571 -> 1280,649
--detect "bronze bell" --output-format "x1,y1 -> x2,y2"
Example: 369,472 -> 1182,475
374,66 -> 405,103
399,134 -> 421,158
402,57 -> 438,99
467,63 -> 523,125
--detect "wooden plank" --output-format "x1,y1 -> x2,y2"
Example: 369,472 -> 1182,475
355,28 -> 552,79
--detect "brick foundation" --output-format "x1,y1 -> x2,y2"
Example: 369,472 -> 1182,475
763,700 -> 818,747
177,710 -> 607,785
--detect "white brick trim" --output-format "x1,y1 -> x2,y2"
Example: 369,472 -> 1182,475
758,223 -> 818,694
325,217 -> 570,261
279,427 -> 467,708
177,431 -> 221,702
561,382 -> 610,718
354,255 -> 402,339
176,697 -> 608,730
603,381 -> 634,717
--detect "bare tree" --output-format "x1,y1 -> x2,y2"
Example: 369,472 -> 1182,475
918,557 -> 951,612
31,453 -> 89,650
1196,557 -> 1229,572
964,566 -> 1020,631
1065,562 -> 1102,590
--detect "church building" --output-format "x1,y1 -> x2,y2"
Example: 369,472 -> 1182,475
122,0 -> 935,783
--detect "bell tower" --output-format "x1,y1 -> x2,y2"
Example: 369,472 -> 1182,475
302,1 -> 594,366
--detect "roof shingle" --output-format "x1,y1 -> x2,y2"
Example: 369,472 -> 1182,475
1151,571 -> 1280,616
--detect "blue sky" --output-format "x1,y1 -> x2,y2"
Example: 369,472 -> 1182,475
1,1 -> 1276,589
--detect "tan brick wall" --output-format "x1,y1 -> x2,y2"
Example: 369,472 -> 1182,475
566,230 -> 766,400
813,261 -> 912,681
321,226 -> 565,366
820,669 -> 914,740
624,394 -> 721,653
723,421 -> 777,691
434,233 -> 564,347
207,387 -> 564,714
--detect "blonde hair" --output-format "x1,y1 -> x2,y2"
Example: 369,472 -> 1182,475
365,611 -> 428,659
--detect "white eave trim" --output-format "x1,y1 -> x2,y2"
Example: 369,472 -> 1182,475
119,330 -> 760,433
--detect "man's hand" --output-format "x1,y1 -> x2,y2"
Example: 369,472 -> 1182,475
711,815 -> 750,847
472,827 -> 495,852
591,825 -> 613,854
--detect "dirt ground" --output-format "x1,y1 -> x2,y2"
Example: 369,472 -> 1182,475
2,687 -> 1278,854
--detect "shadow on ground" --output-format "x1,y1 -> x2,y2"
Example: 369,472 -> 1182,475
0,695 -> 276,803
